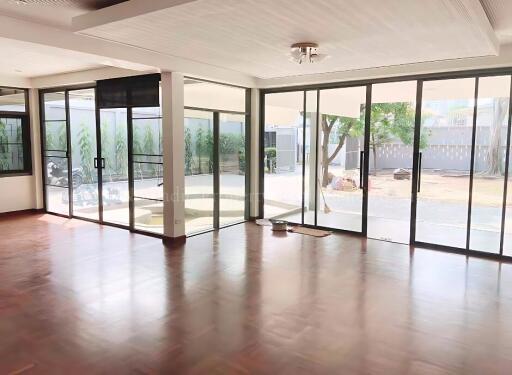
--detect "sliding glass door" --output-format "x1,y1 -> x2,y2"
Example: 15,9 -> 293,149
219,113 -> 246,226
470,76 -> 510,253
99,108 -> 130,227
132,106 -> 164,234
42,86 -> 163,235
43,91 -> 70,216
367,81 -> 416,243
68,89 -> 99,221
183,109 -> 248,234
262,72 -> 512,258
183,78 -> 249,235
262,91 -> 305,223
414,78 -> 475,248
316,87 -> 366,232
184,109 -> 215,233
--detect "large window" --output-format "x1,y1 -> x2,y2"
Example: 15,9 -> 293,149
132,105 -> 163,234
261,71 -> 512,259
184,78 -> 249,235
41,76 -> 164,235
0,87 -> 30,176
263,91 -> 305,223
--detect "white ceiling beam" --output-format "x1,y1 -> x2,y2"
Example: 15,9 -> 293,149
0,14 -> 256,87
461,0 -> 500,54
0,74 -> 31,89
30,67 -> 156,89
72,0 -> 200,32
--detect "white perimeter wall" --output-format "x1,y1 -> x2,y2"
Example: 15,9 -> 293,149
0,175 -> 36,213
0,88 -> 43,213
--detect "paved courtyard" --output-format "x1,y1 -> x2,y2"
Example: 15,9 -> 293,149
264,165 -> 512,253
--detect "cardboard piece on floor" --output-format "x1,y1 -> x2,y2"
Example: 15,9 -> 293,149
288,226 -> 332,237
255,219 -> 272,226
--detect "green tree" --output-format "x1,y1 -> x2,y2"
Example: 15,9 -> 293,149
320,114 -> 363,186
0,120 -> 9,171
77,124 -> 94,183
205,127 -> 214,173
133,126 -> 143,155
58,123 -> 67,150
320,102 -> 425,185
45,131 -> 56,151
195,127 -> 204,174
143,125 -> 156,177
114,125 -> 128,176
100,122 -> 115,181
184,127 -> 193,175
369,102 -> 425,175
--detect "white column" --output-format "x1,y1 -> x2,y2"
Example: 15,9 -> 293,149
162,72 -> 185,239
29,88 -> 44,209
250,88 -> 260,218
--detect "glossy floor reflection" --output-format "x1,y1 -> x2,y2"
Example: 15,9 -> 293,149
1,212 -> 512,373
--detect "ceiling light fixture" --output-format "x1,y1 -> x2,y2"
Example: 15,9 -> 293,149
290,42 -> 328,64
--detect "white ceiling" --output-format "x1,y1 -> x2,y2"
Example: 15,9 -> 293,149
75,0 -> 501,79
0,0 -> 510,84
480,0 -> 512,43
0,0 -> 125,29
0,37 -> 105,77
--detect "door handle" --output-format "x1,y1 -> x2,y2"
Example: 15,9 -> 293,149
101,158 -> 106,169
94,158 -> 98,169
417,152 -> 422,193
359,150 -> 364,189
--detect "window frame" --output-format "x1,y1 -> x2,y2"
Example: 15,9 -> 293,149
0,87 -> 31,177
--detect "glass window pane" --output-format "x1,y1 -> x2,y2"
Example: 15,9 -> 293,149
0,118 -> 24,172
416,78 -> 475,248
44,92 -> 67,122
470,76 -> 510,253
368,81 -> 416,244
45,155 -> 69,215
101,108 -> 129,226
184,79 -> 245,112
43,91 -> 69,215
219,113 -> 246,227
185,109 -> 214,234
69,89 -> 99,221
317,86 -> 366,232
133,110 -> 163,234
304,90 -> 318,225
0,88 -> 26,112
44,92 -> 67,152
263,91 -> 304,223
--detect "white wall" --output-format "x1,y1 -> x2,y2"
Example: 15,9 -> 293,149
0,89 -> 42,214
0,175 -> 36,213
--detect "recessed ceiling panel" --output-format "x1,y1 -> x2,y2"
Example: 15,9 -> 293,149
76,0 -> 499,79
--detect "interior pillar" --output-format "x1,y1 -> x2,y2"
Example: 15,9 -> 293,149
161,72 -> 186,242
250,88 -> 260,218
29,88 -> 43,210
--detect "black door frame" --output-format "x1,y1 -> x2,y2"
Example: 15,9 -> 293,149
411,74 -> 512,260
184,105 -> 251,235
259,67 -> 512,262
39,85 -> 165,238
259,85 -> 371,236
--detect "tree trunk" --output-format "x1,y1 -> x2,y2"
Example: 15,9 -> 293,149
372,144 -> 377,176
371,133 -> 377,176
320,115 -> 351,187
483,98 -> 508,176
321,129 -> 330,187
